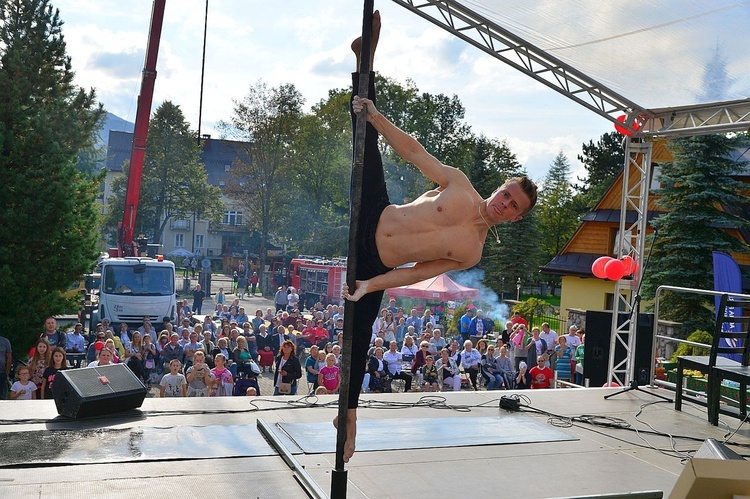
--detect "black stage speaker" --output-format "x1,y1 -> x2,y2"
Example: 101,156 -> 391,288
53,363 -> 147,418
584,311 -> 653,387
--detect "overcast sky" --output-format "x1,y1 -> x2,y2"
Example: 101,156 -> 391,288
52,0 -> 745,182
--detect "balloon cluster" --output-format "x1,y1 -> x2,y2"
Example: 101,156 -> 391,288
614,115 -> 641,136
591,255 -> 638,280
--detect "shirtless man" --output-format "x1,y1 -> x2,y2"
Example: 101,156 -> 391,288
336,11 -> 537,462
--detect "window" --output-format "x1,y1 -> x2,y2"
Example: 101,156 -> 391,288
175,233 -> 184,247
102,265 -> 174,296
195,234 -> 204,249
222,211 -> 243,226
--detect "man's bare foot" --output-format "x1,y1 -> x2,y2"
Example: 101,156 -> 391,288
332,408 -> 357,463
351,10 -> 381,70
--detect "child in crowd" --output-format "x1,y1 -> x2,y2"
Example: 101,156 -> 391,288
421,355 -> 439,392
245,387 -> 257,396
160,359 -> 187,397
314,385 -> 328,396
186,351 -> 214,397
30,338 -> 51,393
41,347 -> 67,400
216,287 -> 225,306
10,365 -> 37,400
318,353 -> 341,394
210,353 -> 234,396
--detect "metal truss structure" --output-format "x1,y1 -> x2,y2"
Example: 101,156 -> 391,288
391,0 -> 750,386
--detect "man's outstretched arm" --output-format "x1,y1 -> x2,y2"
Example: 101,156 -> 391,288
343,258 -> 468,302
353,96 -> 461,188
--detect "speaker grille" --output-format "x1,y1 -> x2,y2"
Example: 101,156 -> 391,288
65,365 -> 143,397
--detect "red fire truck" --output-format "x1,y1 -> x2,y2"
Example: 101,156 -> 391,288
287,256 -> 347,305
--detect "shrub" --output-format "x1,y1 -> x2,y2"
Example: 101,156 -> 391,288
671,329 -> 713,361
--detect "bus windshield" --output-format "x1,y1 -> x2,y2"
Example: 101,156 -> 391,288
103,265 -> 174,296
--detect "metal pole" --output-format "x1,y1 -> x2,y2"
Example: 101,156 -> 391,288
332,2 -> 373,498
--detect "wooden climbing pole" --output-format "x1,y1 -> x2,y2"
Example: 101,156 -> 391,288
331,1 -> 374,498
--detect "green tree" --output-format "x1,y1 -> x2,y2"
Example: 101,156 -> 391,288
105,101 -> 223,245
222,81 -> 303,279
537,152 -> 577,263
287,90 -> 351,255
0,0 -> 104,350
642,134 -> 750,337
574,131 -> 624,213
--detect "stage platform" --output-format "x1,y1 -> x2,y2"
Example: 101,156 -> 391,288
1,386 -> 748,498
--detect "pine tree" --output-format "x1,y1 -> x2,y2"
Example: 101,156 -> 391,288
642,134 -> 750,337
574,132 -> 625,213
0,0 -> 104,350
537,152 -> 577,263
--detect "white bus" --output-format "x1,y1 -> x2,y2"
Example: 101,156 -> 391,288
98,257 -> 176,326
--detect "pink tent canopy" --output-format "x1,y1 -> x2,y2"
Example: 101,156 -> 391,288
387,274 -> 479,302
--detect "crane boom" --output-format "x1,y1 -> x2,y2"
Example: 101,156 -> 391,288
119,0 -> 166,256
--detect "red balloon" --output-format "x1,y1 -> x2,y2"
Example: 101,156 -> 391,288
604,259 -> 626,280
614,114 -> 641,136
591,256 -> 613,279
621,255 -> 637,275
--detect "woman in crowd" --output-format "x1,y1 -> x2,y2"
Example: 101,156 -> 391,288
411,340 -> 430,377
524,327 -> 548,368
104,338 -> 120,363
126,331 -> 145,382
142,334 -> 157,387
41,346 -> 67,399
305,345 -> 321,392
481,344 -> 505,390
219,323 -> 232,340
380,310 -> 397,345
30,338 -> 51,393
256,324 -> 274,372
273,340 -> 302,395
401,335 -> 418,360
436,348 -> 461,391
233,336 -> 259,379
510,324 -> 529,369
252,309 -> 265,332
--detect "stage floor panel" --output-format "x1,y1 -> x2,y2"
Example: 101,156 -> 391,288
277,415 -> 577,454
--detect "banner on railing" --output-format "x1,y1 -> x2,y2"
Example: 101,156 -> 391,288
712,251 -> 743,362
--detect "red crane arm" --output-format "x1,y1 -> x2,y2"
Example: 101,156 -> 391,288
119,0 -> 166,256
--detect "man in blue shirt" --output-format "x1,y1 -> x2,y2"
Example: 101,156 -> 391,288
66,323 -> 86,368
459,308 -> 474,343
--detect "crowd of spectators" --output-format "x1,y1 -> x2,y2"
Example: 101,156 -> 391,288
2,297 -> 587,401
